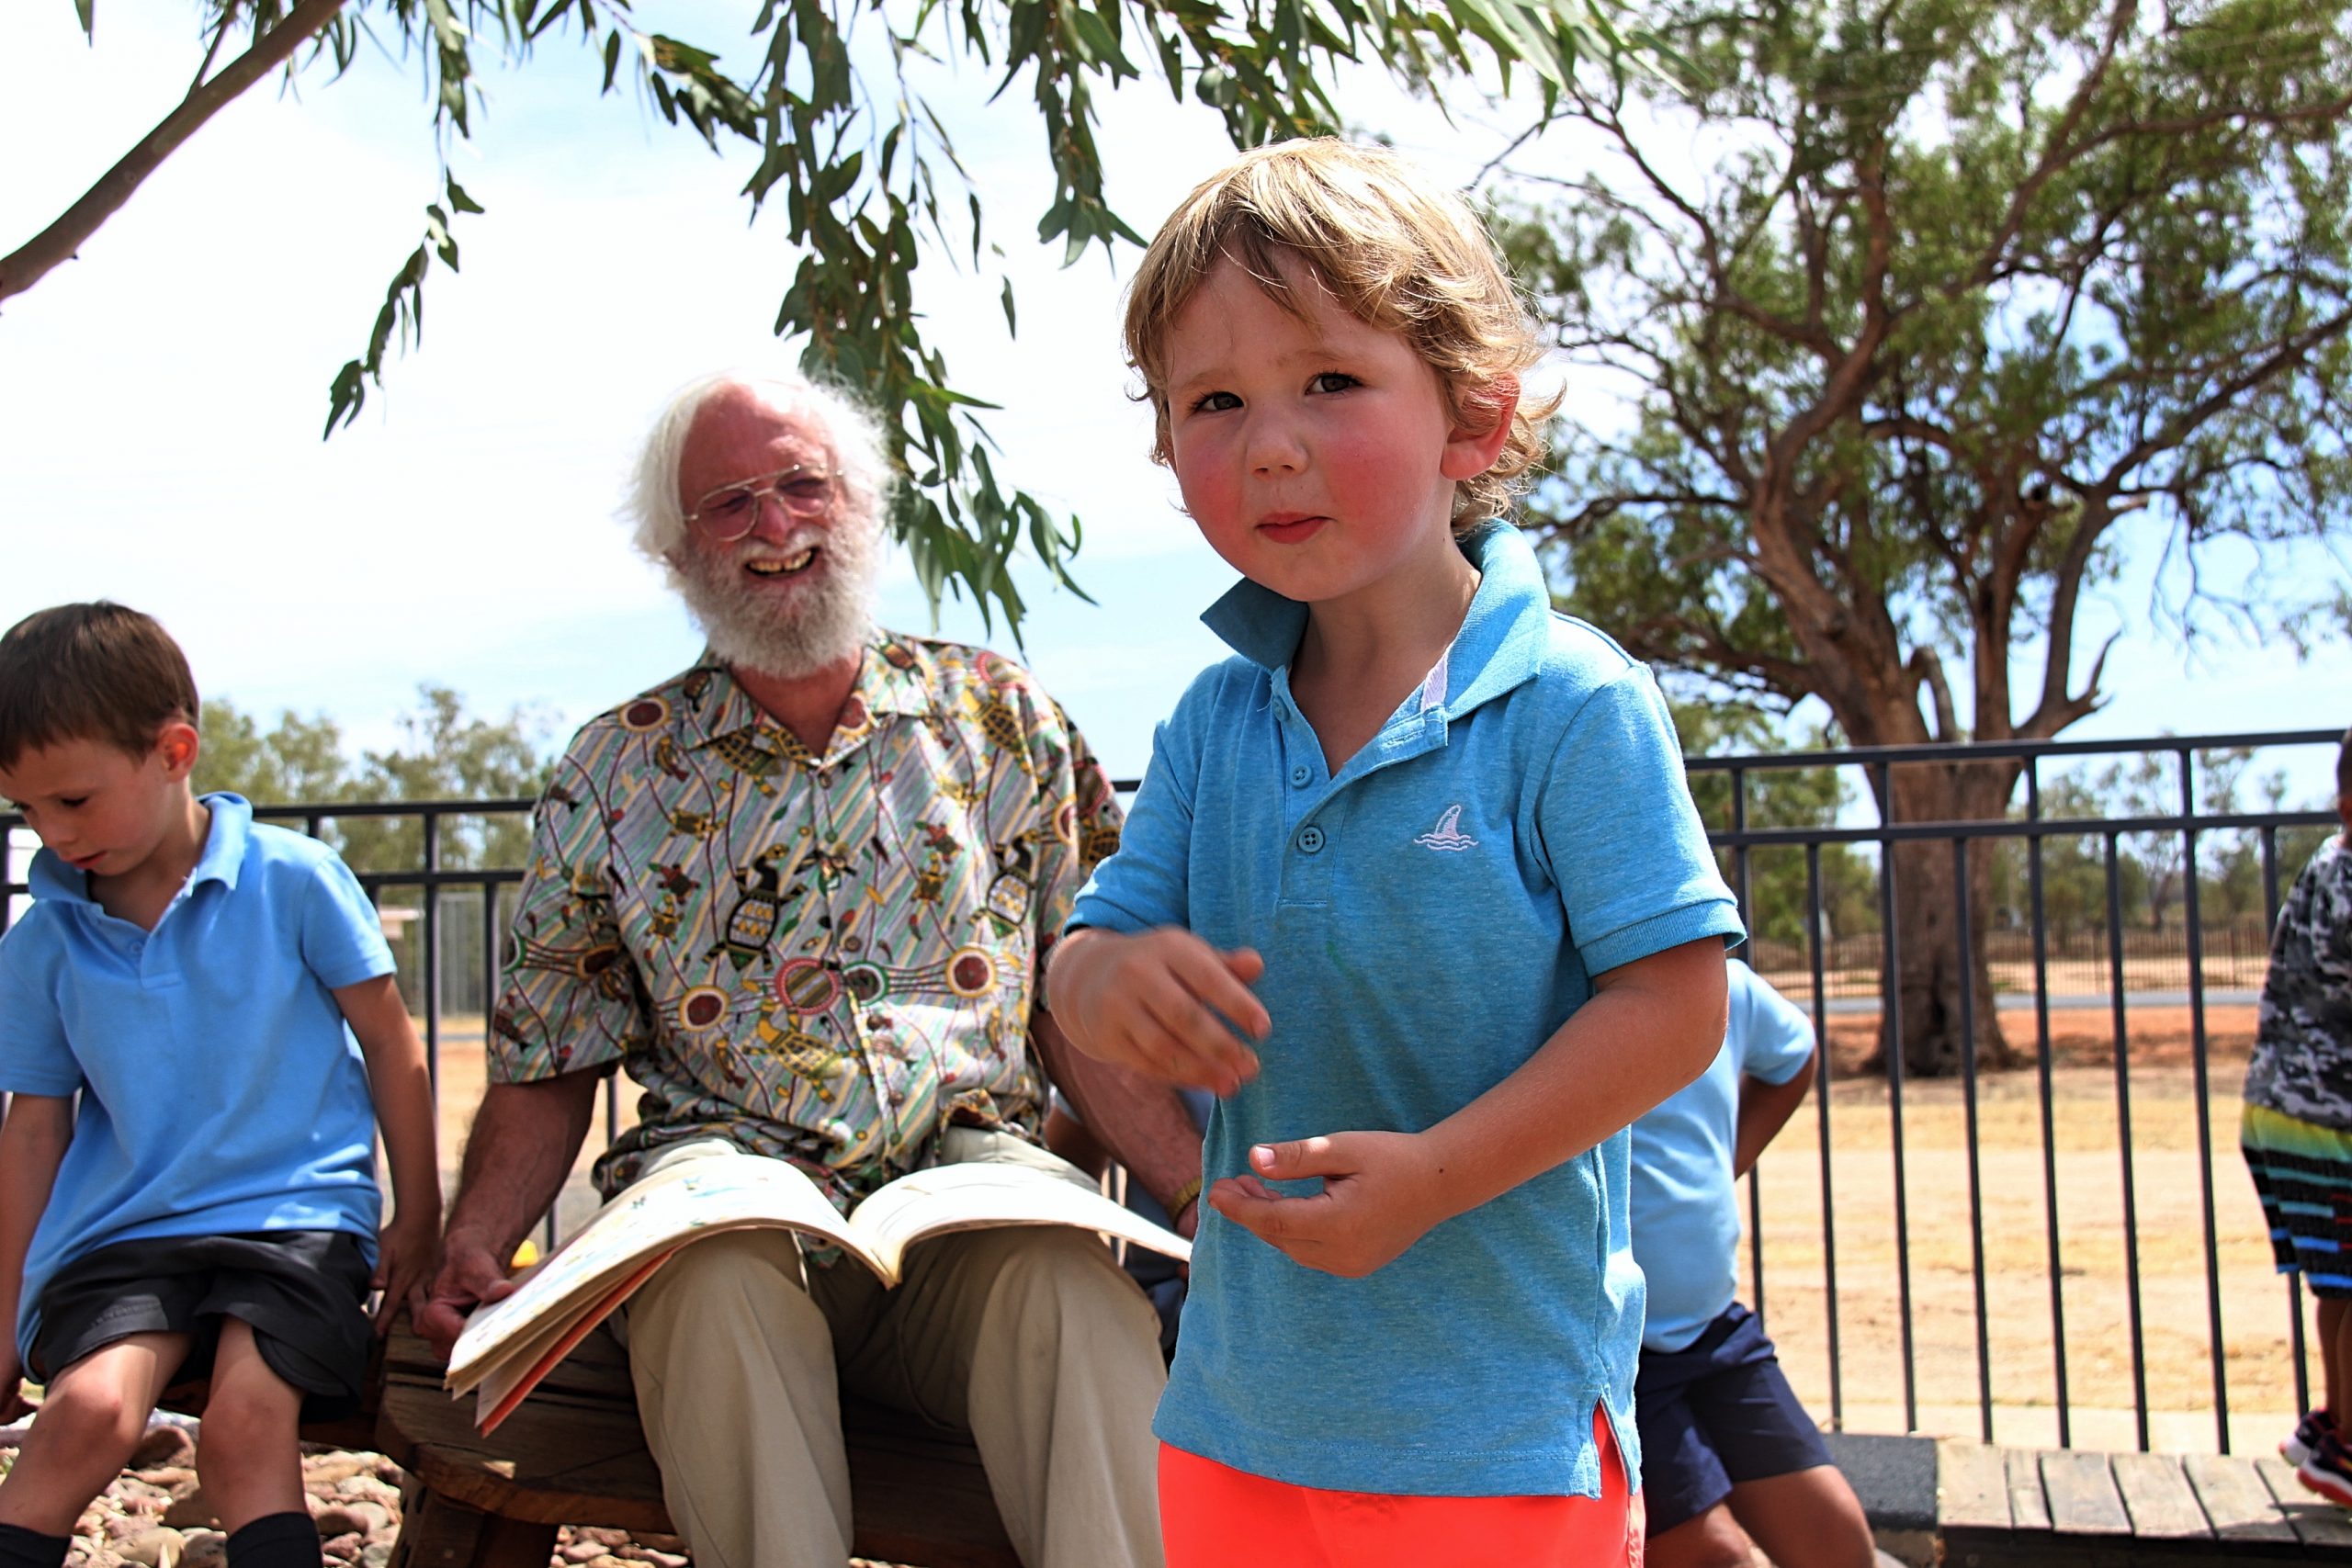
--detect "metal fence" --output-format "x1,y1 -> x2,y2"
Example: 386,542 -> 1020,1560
1,726 -> 2342,1454
1688,727 -> 2342,1455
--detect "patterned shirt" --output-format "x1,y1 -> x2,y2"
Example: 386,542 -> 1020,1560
489,634 -> 1123,1203
2244,835 -> 2352,1128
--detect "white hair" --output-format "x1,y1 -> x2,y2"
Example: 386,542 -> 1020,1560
623,368 -> 897,562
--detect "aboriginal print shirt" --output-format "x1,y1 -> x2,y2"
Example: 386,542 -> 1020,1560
488,634 -> 1124,1205
2244,835 -> 2352,1129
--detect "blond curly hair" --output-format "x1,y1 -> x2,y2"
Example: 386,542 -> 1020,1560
1124,138 -> 1557,530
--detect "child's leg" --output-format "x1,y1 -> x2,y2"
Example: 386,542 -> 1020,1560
193,1320 -> 308,1541
2325,1295 -> 2352,1422
0,1333 -> 190,1537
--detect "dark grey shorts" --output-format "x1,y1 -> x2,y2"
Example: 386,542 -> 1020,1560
30,1231 -> 374,1422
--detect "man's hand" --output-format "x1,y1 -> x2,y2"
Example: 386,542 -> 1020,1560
1207,1132 -> 1449,1279
1048,928 -> 1268,1093
373,1211 -> 442,1334
415,1232 -> 524,1356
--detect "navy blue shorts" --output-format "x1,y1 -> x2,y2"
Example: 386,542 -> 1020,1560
1634,1303 -> 1832,1537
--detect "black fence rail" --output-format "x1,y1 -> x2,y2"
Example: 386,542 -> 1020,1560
2,727 -> 2342,1455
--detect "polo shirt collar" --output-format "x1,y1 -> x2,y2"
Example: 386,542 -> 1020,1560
27,791 -> 251,905
189,793 -> 252,889
1198,521 -> 1554,719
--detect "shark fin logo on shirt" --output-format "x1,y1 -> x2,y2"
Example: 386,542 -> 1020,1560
1413,805 -> 1478,852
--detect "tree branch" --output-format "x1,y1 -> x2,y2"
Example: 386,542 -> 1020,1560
1909,645 -> 1960,741
0,0 -> 348,306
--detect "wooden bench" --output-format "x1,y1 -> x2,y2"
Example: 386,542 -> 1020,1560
1938,1439 -> 2352,1564
371,1324 -> 1019,1568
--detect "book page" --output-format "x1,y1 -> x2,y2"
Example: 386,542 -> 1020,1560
447,1156 -> 880,1392
850,1162 -> 1194,1280
471,1251 -> 673,1434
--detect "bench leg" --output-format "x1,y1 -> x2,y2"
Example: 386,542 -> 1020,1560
390,1477 -> 560,1568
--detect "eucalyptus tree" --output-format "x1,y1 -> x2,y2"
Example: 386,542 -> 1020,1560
1499,0 -> 2352,1073
7,0 -> 1617,627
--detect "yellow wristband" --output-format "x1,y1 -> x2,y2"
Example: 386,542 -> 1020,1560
1166,1177 -> 1204,1220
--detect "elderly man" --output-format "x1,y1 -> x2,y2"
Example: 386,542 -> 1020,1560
418,371 -> 1195,1568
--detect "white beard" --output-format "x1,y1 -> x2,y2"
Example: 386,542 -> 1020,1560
671,522 -> 881,680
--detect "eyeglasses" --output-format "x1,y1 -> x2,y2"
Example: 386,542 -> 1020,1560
684,466 -> 836,543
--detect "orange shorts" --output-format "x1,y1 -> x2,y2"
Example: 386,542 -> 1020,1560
1159,1405 -> 1643,1568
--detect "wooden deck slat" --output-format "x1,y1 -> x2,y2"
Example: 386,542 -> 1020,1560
2039,1449 -> 2131,1535
2005,1447 -> 2052,1532
2184,1452 -> 2300,1544
1938,1440 -> 2012,1529
2256,1455 -> 2352,1548
2109,1450 -> 2211,1539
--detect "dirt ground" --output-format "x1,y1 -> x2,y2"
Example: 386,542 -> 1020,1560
422,1001 -> 2301,1455
1741,1001 -> 2313,1453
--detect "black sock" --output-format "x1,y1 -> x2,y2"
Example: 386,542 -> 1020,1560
225,1512 -> 320,1568
0,1523 -> 70,1568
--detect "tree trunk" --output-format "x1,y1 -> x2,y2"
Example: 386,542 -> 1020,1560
1879,760 -> 2020,1077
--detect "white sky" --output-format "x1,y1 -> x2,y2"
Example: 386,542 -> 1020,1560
1,1 -> 2342,802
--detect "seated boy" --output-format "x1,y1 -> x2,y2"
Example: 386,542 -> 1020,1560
0,603 -> 438,1568
1629,959 -> 1876,1568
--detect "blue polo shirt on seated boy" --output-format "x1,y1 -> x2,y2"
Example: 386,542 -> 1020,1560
1630,960 -> 1817,1352
1068,521 -> 1744,1498
0,792 -> 392,1363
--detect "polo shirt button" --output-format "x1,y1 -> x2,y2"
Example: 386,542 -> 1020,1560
1296,825 -> 1324,854
1289,765 -> 1311,787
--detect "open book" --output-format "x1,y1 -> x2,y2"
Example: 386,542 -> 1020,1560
445,1154 -> 1192,1432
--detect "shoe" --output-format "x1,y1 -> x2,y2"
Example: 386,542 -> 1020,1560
2286,1409 -> 2338,1467
2298,1432 -> 2352,1508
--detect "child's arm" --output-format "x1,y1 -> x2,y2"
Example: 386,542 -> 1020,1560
1733,1052 -> 1817,1178
0,1092 -> 74,1420
334,976 -> 442,1332
1046,927 -> 1269,1095
1212,936 -> 1727,1278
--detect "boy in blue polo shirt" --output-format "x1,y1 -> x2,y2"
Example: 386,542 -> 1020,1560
1048,140 -> 1743,1566
0,604 -> 439,1568
1629,960 -> 1875,1568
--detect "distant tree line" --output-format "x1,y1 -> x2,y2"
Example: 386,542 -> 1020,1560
1679,715 -> 2336,975
191,686 -> 553,877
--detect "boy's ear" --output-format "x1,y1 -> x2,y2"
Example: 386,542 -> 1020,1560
1442,374 -> 1521,481
155,720 -> 201,781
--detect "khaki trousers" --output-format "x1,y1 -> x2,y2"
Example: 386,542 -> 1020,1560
614,1133 -> 1168,1568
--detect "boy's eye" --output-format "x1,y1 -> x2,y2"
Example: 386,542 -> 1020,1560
1189,390 -> 1241,415
57,797 -> 87,810
1308,372 -> 1360,394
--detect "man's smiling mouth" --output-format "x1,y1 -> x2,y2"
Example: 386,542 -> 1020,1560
746,547 -> 820,578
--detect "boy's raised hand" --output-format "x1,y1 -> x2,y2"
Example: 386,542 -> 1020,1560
1049,927 -> 1268,1094
1209,1133 -> 1451,1278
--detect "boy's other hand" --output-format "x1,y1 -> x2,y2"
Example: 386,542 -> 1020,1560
373,1212 -> 442,1334
416,1234 -> 523,1357
1051,928 -> 1267,1093
1209,1132 -> 1447,1278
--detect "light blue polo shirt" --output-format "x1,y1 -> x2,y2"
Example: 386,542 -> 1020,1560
0,794 -> 392,1360
1067,522 -> 1745,1497
1628,961 -> 1816,1352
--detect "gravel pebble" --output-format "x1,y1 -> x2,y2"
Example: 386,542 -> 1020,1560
4,1424 -> 723,1568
